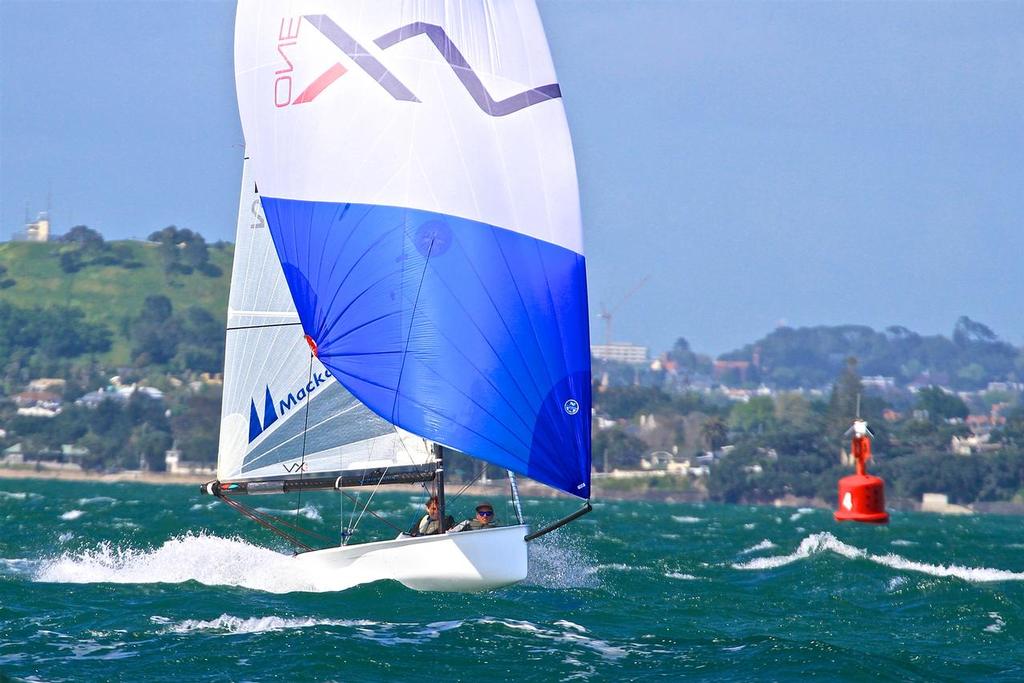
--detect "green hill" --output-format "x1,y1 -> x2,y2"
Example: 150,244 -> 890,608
0,240 -> 232,365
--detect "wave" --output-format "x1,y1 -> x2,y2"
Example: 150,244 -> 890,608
157,614 -> 378,635
254,504 -> 322,522
789,508 -> 815,522
671,515 -> 702,524
478,617 -> 629,660
159,613 -> 631,659
665,572 -> 699,580
739,539 -> 777,555
31,533 -> 340,593
60,510 -> 85,521
78,496 -> 117,506
984,612 -> 1005,634
0,491 -> 42,501
732,532 -> 1024,583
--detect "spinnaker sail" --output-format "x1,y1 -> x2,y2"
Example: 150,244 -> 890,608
234,0 -> 591,497
217,156 -> 434,483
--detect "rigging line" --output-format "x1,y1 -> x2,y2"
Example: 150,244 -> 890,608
220,496 -> 317,552
226,322 -> 302,331
448,463 -> 488,505
228,496 -> 334,544
340,490 -> 405,534
346,467 -> 390,541
296,352 -> 314,523
390,235 -> 436,422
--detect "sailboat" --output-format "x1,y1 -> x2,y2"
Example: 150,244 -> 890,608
203,0 -> 591,592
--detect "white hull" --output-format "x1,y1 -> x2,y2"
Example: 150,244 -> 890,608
293,524 -> 529,592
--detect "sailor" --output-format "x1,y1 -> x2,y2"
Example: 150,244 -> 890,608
408,495 -> 454,536
451,501 -> 498,532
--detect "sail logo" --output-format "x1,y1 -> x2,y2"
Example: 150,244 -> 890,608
272,15 -> 561,117
563,399 -> 580,416
247,369 -> 333,443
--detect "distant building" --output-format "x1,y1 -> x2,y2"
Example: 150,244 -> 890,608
27,378 -> 66,393
920,493 -> 972,515
76,384 -> 164,408
591,343 -> 649,364
713,359 -> 750,383
951,433 -> 1001,456
1,443 -> 25,466
12,212 -> 50,242
165,446 -> 215,476
16,405 -> 59,418
862,376 -> 896,391
13,390 -> 62,409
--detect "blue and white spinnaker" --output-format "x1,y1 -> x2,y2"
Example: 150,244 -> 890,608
234,0 -> 590,497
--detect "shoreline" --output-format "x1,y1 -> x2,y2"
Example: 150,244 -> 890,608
3,466 -> 1023,514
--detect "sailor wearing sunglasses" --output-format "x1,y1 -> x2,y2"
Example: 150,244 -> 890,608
451,502 -> 498,532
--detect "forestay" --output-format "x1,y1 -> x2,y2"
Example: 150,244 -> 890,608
235,0 -> 591,497
217,157 -> 433,482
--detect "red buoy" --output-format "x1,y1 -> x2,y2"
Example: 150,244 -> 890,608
834,418 -> 889,524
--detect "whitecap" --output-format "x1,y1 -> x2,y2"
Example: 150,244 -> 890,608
739,539 -> 777,555
254,504 -> 321,522
984,612 -> 1005,634
0,491 -> 41,501
732,532 -> 1024,583
61,510 -> 85,521
480,618 -> 628,660
789,508 -> 815,522
78,496 -> 116,506
665,572 -> 698,580
743,523 -> 756,530
887,576 -> 908,591
891,540 -> 917,547
554,620 -> 587,633
671,515 -> 701,524
58,532 -> 74,543
161,614 -> 377,635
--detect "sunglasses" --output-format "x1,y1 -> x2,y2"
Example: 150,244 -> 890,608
478,510 -> 493,517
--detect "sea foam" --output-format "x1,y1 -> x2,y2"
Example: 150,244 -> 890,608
33,532 -> 337,593
732,532 -> 1024,583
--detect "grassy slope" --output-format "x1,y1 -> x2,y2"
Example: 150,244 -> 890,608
0,240 -> 232,365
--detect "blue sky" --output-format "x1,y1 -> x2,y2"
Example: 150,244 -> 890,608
1,1 -> 1021,356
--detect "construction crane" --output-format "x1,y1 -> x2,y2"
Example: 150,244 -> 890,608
596,275 -> 650,346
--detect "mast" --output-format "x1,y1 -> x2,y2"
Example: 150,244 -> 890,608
434,443 -> 447,533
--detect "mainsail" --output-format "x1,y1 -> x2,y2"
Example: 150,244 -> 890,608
217,156 -> 434,482
234,0 -> 591,497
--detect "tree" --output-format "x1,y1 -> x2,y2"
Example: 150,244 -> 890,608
60,225 -> 105,246
591,427 -> 648,472
700,416 -> 728,451
915,386 -> 968,422
148,226 -> 218,276
827,357 -> 863,435
729,396 -> 776,435
170,386 -> 222,465
953,316 -> 996,347
131,296 -> 180,365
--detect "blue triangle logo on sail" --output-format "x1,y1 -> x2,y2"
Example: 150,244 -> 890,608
261,197 -> 592,498
262,386 -> 278,430
248,399 -> 263,443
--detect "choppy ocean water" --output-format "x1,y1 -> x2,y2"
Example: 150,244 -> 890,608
1,479 -> 1022,682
